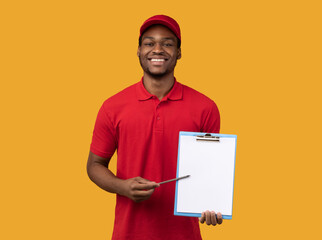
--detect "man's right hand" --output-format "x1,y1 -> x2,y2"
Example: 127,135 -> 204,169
119,177 -> 159,202
87,152 -> 159,203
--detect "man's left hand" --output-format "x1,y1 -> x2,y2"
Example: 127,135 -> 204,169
199,210 -> 223,226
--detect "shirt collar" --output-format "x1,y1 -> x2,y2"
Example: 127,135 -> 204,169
136,77 -> 183,101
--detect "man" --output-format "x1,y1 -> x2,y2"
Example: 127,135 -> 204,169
87,15 -> 222,240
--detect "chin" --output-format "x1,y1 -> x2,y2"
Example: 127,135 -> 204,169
147,71 -> 169,78
146,68 -> 174,78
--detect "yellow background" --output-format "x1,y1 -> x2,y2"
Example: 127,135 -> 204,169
1,0 -> 321,239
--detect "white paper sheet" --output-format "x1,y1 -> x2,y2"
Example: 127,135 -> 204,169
175,132 -> 237,218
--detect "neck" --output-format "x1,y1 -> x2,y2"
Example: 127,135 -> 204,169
143,72 -> 175,101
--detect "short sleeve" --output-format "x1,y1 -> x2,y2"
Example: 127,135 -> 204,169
201,101 -> 220,133
90,103 -> 117,158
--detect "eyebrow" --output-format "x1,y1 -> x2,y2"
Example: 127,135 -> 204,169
142,36 -> 175,41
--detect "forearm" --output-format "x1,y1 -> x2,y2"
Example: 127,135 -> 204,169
87,161 -> 125,195
87,152 -> 158,202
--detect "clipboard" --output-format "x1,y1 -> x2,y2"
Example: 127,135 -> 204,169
174,131 -> 237,219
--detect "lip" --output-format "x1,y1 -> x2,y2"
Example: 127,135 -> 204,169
147,57 -> 168,66
148,57 -> 168,61
147,55 -> 169,60
150,60 -> 165,66
150,59 -> 165,62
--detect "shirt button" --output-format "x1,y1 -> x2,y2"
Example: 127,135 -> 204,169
157,117 -> 160,120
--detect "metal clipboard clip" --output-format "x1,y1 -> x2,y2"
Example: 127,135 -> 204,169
196,133 -> 220,142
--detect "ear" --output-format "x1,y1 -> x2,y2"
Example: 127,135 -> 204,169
177,48 -> 182,60
137,47 -> 141,57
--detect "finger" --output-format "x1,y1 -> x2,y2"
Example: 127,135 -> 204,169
205,211 -> 211,225
134,176 -> 149,183
199,212 -> 205,224
216,212 -> 223,225
133,182 -> 158,190
146,182 -> 159,188
211,211 -> 217,226
132,190 -> 155,202
135,177 -> 156,185
132,189 -> 155,202
133,188 -> 155,197
133,177 -> 159,189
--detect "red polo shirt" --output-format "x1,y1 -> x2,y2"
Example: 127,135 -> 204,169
90,79 -> 220,240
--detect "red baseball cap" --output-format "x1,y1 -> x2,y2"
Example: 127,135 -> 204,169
139,15 -> 181,41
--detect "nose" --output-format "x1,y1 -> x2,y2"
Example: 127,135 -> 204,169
152,43 -> 164,54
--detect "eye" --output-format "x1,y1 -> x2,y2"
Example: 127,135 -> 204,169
164,43 -> 173,47
144,42 -> 154,46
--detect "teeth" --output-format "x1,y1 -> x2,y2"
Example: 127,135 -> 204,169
151,59 -> 165,62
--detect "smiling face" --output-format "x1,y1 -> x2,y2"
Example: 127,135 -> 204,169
137,25 -> 181,78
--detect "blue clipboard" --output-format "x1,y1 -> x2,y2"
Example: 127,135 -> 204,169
174,131 -> 237,219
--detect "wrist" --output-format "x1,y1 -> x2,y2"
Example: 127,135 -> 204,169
113,178 -> 128,197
